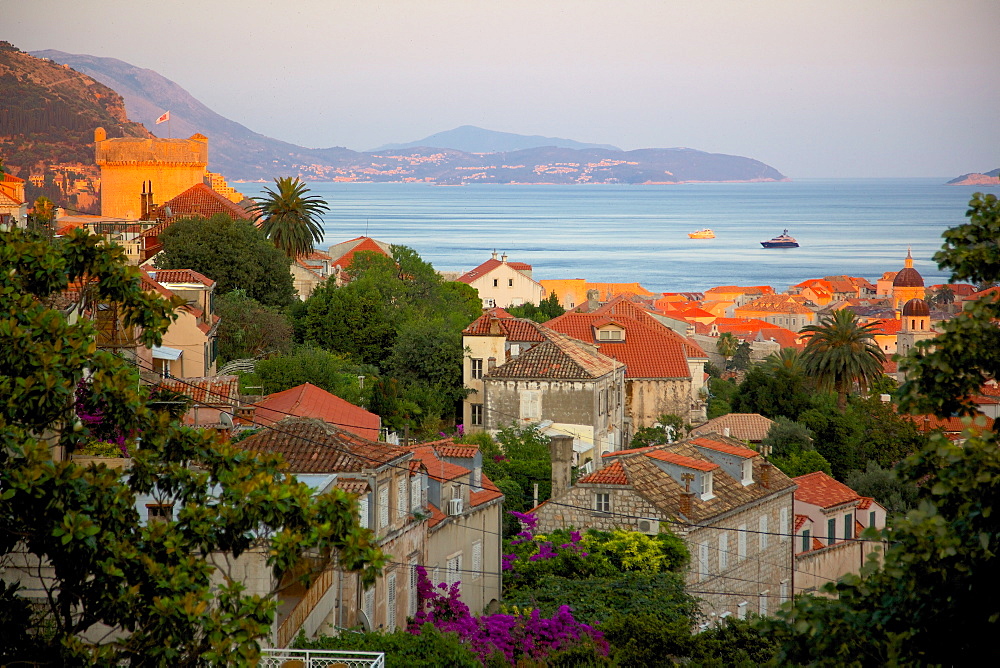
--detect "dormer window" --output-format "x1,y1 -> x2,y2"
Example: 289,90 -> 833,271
741,459 -> 754,486
597,328 -> 624,341
700,471 -> 715,500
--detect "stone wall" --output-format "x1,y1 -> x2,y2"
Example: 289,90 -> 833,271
626,378 -> 692,431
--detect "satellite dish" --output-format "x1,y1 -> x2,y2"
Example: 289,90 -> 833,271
219,412 -> 234,430
357,609 -> 372,632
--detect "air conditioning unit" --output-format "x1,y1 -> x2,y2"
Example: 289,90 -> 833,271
448,498 -> 464,516
637,518 -> 660,535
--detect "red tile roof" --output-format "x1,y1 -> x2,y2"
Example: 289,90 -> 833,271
486,328 -> 624,380
252,383 -> 381,440
146,268 -> 215,287
152,183 -> 251,223
235,417 -> 406,473
578,459 -> 629,485
328,236 -> 392,268
158,375 -> 239,406
335,478 -> 371,496
462,310 -> 546,341
426,502 -> 447,528
544,310 -> 691,379
857,496 -> 874,510
690,414 -> 775,442
902,413 -> 995,434
793,471 -> 860,509
457,258 -> 535,284
470,473 -> 504,507
691,436 -> 758,459
645,449 -> 720,472
870,318 -> 902,335
409,445 -> 469,482
794,514 -> 810,532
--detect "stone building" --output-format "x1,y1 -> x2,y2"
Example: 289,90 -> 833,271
545,296 -> 708,426
895,297 -> 935,360
0,172 -> 27,227
890,249 -> 926,309
533,434 -> 797,620
483,327 -> 626,466
791,471 -> 886,596
402,439 -> 504,614
458,252 -> 545,308
235,418 -> 427,643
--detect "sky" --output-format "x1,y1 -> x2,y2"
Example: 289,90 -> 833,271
7,0 -> 1000,178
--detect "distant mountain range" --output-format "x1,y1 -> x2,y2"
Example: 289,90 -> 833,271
374,125 -> 621,153
23,47 -> 787,184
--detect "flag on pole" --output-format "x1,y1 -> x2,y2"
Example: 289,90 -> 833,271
155,111 -> 170,124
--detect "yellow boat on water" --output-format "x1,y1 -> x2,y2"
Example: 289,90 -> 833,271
688,229 -> 715,239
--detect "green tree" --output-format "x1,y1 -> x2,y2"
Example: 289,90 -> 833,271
762,346 -> 804,376
731,365 -> 813,421
253,346 -> 374,403
927,284 -> 956,310
156,213 -> 295,307
845,461 -> 919,515
801,309 -> 886,411
716,332 -> 739,368
706,375 -> 737,419
249,176 -> 329,258
731,340 -> 752,371
295,625 -> 480,668
28,195 -> 55,237
0,227 -> 384,665
214,289 -> 293,363
898,192 -> 1000,417
508,292 -> 566,323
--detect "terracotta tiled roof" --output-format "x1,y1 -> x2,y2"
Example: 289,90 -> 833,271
737,294 -> 815,315
151,183 -> 251,223
462,310 -> 546,341
870,318 -> 902,335
146,268 -> 215,287
691,436 -> 758,459
409,445 -> 469,482
792,471 -> 860,509
486,328 -> 624,380
327,236 -> 392,268
690,414 -> 775,442
902,413 -> 995,434
158,375 -> 239,406
335,478 -> 371,496
645,449 -> 720,472
235,417 -> 406,474
544,310 -> 691,379
251,383 -> 381,440
470,473 -> 504,507
578,459 -> 628,485
426,502 -> 447,528
811,536 -> 825,551
457,258 -> 535,284
602,445 -> 656,458
794,514 -> 810,532
857,496 -> 874,510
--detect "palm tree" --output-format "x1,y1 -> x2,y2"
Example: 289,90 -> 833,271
801,309 -> 886,411
763,346 -> 805,376
249,177 -> 329,258
717,332 -> 739,369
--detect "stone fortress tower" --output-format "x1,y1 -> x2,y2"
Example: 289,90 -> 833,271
94,128 -> 244,221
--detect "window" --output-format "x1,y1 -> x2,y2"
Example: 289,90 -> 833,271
870,510 -> 876,527
472,540 -> 483,580
597,329 -> 623,341
519,390 -> 540,420
359,494 -> 370,529
759,515 -> 769,550
472,466 -> 482,490
738,524 -> 747,560
446,553 -> 462,587
595,492 -> 611,513
410,476 -> 421,511
844,513 -> 853,540
508,278 -> 514,287
780,507 -> 789,541
471,404 -> 484,426
397,477 -> 407,519
827,517 -> 837,546
408,554 -> 419,616
701,471 -> 714,499
387,573 -> 397,631
698,542 -> 709,582
802,529 -> 810,552
379,486 -> 390,528
146,503 -> 173,525
760,590 -> 769,617
362,585 -> 375,625
471,358 -> 483,379
493,278 -> 499,287
718,532 -> 729,571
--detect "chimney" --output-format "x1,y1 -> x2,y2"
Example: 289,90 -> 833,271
491,249 -> 498,260
487,357 -> 497,372
586,289 -> 600,312
723,427 -> 730,438
501,253 -> 508,264
760,462 -> 772,489
140,181 -> 148,219
550,435 -> 574,493
679,471 -> 695,517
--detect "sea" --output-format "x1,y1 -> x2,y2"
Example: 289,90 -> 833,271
232,178 -> 993,294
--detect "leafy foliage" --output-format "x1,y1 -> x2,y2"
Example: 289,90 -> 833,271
248,176 -> 329,258
253,345 -> 373,404
295,625 -> 480,668
214,289 -> 293,363
156,213 -> 295,307
731,364 -> 813,421
507,292 -> 566,323
845,461 -> 919,515
801,309 -> 886,411
476,425 -> 551,533
0,227 -> 384,664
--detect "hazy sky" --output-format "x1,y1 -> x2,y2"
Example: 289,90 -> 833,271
7,0 -> 1000,178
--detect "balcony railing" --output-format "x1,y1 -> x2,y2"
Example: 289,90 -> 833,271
259,649 -> 385,668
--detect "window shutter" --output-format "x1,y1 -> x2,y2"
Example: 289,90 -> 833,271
760,590 -> 769,617
759,515 -> 769,550
738,524 -> 747,560
387,573 -> 397,632
718,532 -> 729,571
780,507 -> 789,541
472,541 -> 482,579
698,542 -> 709,582
447,554 -> 462,586
379,486 -> 389,528
408,555 -> 419,616
359,494 -> 369,529
397,477 -> 407,519
410,475 -> 421,511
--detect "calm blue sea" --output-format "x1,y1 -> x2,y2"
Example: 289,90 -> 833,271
233,179 -> 993,294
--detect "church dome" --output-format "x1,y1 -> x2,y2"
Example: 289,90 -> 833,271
902,298 -> 930,317
893,267 -> 924,288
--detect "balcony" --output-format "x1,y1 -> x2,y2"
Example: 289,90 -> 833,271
259,649 -> 385,668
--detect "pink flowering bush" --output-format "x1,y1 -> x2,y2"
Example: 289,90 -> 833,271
409,566 -> 607,665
